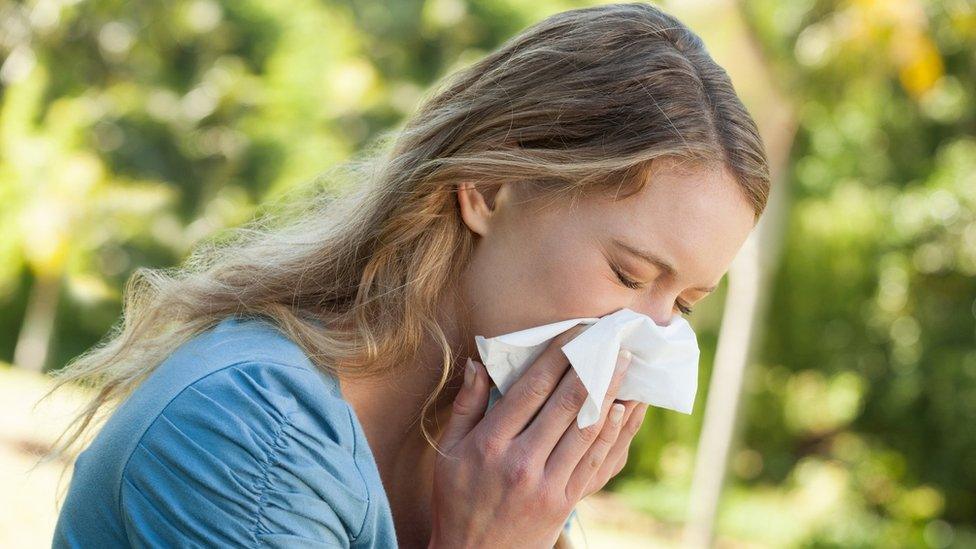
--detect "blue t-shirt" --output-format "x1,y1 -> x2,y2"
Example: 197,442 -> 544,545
53,314 -> 575,548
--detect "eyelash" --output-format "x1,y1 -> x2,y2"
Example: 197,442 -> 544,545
610,263 -> 694,315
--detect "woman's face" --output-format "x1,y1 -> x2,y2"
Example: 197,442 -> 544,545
456,157 -> 758,345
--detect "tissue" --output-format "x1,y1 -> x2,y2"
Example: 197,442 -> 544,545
474,307 -> 700,429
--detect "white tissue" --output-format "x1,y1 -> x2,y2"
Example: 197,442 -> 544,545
474,307 -> 700,429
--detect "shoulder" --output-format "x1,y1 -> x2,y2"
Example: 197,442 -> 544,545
120,353 -> 372,546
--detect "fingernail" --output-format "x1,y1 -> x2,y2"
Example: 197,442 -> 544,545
464,357 -> 476,387
610,403 -> 625,424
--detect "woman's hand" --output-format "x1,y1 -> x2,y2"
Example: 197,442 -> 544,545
428,324 -> 649,548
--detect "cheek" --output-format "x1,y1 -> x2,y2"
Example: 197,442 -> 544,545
460,232 -> 548,336
536,245 -> 622,318
460,217 -> 625,337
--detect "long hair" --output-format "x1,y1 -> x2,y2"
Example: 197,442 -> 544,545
40,2 -> 770,533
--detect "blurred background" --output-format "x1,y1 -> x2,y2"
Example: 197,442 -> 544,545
1,0 -> 974,547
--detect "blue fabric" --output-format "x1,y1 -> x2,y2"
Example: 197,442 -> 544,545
53,315 -> 397,548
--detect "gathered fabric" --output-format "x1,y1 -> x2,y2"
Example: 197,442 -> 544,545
53,316 -> 397,548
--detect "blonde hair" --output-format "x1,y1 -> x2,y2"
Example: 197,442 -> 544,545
41,2 -> 769,539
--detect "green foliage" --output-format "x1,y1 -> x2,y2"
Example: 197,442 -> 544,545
741,0 -> 976,543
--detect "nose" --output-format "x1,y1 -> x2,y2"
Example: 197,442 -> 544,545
632,297 -> 677,327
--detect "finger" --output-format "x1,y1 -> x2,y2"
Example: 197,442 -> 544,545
513,366 -> 588,455
481,324 -> 590,440
440,358 -> 491,452
564,402 -> 627,500
611,403 -> 648,474
519,349 -> 632,457
584,401 -> 645,495
544,350 -> 632,483
601,401 -> 642,473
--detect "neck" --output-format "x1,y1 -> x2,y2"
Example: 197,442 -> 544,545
339,348 -> 465,470
335,299 -> 475,547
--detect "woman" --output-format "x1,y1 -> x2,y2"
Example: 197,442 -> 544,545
46,2 -> 769,547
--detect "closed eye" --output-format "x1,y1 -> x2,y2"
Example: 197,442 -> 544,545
610,262 -> 645,290
610,262 -> 694,315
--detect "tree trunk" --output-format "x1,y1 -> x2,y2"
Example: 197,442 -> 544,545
13,272 -> 61,372
678,0 -> 798,546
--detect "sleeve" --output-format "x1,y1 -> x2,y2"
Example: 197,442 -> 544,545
119,361 -> 372,549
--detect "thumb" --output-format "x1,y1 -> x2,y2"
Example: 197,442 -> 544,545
440,357 -> 490,450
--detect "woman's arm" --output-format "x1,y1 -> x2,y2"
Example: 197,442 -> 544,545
119,361 -> 376,548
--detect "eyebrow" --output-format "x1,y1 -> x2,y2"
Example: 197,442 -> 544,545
610,237 -> 718,294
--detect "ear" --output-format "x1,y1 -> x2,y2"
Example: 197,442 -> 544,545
456,182 -> 500,237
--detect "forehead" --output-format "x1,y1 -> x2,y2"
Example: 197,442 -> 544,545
579,158 -> 756,282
